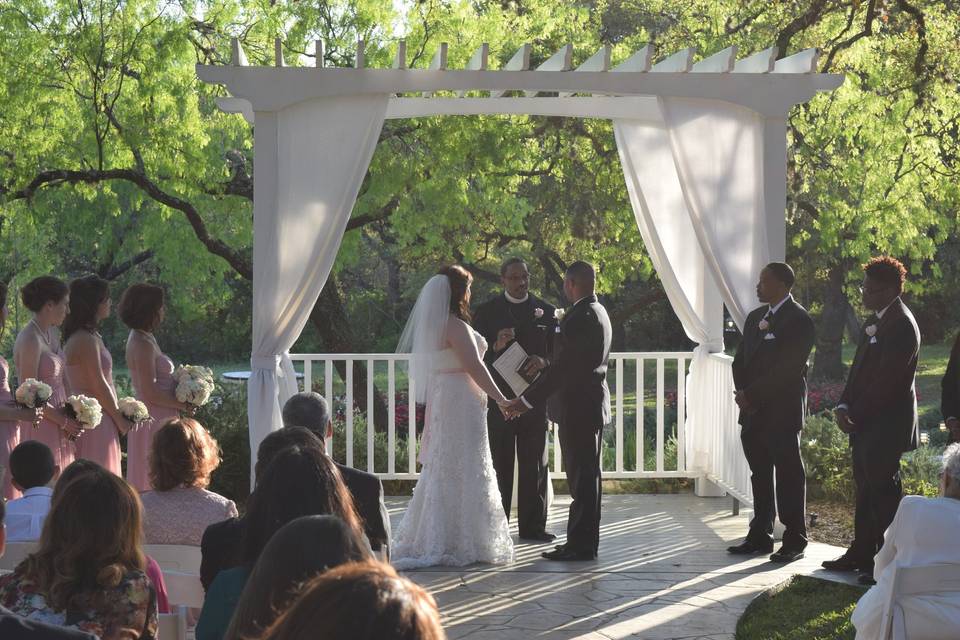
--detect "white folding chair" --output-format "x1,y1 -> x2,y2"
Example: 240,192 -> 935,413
143,544 -> 202,574
157,608 -> 189,640
0,541 -> 38,572
880,563 -> 960,639
163,570 -> 205,609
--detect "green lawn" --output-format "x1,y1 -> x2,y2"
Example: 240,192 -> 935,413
736,576 -> 867,640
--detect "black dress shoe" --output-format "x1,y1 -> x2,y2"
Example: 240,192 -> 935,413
822,554 -> 867,572
542,547 -> 596,561
769,547 -> 805,563
519,531 -> 557,543
727,540 -> 774,555
857,571 -> 877,586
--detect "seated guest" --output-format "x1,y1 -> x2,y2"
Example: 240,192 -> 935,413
4,440 -> 57,541
200,427 -> 321,590
258,561 -> 446,640
53,460 -> 170,614
282,392 -> 391,557
224,515 -> 371,640
140,418 -> 237,545
851,443 -> 960,639
0,466 -> 159,639
0,499 -> 98,640
196,444 -> 363,640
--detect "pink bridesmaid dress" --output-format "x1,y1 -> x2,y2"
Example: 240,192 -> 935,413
20,349 -> 75,474
127,350 -> 179,492
0,356 -> 22,500
67,338 -> 122,476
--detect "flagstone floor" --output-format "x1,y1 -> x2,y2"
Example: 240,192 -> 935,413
388,493 -> 855,640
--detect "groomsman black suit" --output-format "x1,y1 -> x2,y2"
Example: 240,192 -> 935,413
838,296 -> 919,570
941,332 -> 960,444
521,283 -> 612,559
473,291 -> 556,539
731,292 -> 815,558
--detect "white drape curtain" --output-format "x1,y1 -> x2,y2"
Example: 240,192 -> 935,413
614,97 -> 767,473
248,95 -> 389,481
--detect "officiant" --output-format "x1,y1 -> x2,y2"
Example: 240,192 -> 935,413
473,258 -> 557,542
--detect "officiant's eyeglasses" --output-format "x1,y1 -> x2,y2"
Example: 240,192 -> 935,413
859,285 -> 891,295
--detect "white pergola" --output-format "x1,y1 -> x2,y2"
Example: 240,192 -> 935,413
197,39 -> 843,494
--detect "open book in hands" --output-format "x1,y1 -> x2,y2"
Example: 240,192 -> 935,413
492,342 -> 543,397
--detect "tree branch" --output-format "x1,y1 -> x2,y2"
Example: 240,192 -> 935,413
821,0 -> 879,72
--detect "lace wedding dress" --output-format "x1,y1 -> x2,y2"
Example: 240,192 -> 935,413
392,329 -> 515,569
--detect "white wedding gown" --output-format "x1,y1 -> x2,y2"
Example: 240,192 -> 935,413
392,330 -> 515,569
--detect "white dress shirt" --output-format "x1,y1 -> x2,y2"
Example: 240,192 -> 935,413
4,486 -> 53,542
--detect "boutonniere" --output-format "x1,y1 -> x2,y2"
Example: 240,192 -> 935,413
554,308 -> 566,321
533,308 -> 544,319
865,324 -> 877,337
758,319 -> 770,331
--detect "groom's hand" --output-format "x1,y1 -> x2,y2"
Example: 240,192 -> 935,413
503,397 -> 530,420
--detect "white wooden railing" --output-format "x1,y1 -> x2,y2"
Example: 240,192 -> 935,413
288,352 -> 696,481
700,353 -> 753,507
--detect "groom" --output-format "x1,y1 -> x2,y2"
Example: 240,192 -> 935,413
506,261 -> 612,561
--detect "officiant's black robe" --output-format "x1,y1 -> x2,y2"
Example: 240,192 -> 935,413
473,293 -> 555,536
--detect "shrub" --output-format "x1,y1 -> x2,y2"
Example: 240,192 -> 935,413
197,383 -> 251,508
806,381 -> 845,415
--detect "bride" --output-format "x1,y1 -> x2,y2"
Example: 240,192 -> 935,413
392,265 -> 515,569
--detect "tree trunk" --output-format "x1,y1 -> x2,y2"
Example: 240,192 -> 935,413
811,264 -> 848,380
308,274 -> 391,431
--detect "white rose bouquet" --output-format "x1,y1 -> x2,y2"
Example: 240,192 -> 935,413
64,394 -> 103,432
15,378 -> 53,409
173,365 -> 216,408
118,397 -> 151,425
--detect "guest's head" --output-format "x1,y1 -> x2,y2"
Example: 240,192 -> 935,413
9,440 -> 57,491
940,443 -> 960,500
52,459 -> 102,501
21,276 -> 69,327
259,561 -> 446,640
242,443 -> 362,566
756,262 -> 795,305
62,274 -> 111,341
23,466 -> 145,611
564,261 -> 596,303
500,258 -> 529,300
281,393 -> 332,442
118,283 -> 165,333
861,256 -> 907,312
225,515 -> 372,640
438,265 -> 472,322
254,426 -> 324,483
149,418 -> 222,491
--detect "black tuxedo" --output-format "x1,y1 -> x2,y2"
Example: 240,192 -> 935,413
941,332 -> 960,441
199,461 -> 390,590
840,297 -> 920,564
0,606 -> 98,640
732,296 -> 814,549
473,293 -> 556,535
522,295 -> 612,555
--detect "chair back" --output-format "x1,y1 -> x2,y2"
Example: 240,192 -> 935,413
0,541 -> 39,572
157,607 -> 189,640
143,544 -> 202,573
163,570 -> 205,609
880,563 -> 960,639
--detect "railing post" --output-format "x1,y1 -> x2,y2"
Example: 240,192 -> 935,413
388,359 -> 396,476
366,358 -> 375,473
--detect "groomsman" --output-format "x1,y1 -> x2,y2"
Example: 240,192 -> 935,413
824,256 -> 920,585
729,263 -> 815,563
473,258 -> 557,542
941,331 -> 960,444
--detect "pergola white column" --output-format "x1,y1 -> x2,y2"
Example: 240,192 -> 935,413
197,39 -> 842,488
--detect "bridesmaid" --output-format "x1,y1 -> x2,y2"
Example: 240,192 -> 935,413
120,283 -> 191,492
62,275 -> 133,476
13,276 -> 79,475
0,283 -> 45,500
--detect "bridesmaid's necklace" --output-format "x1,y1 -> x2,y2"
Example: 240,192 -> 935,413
30,318 -> 52,346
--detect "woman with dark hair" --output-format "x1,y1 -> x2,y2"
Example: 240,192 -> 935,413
0,283 -> 47,499
224,515 -> 371,640
14,276 -> 79,474
258,561 -> 446,640
140,418 -> 237,544
63,275 -> 133,475
0,466 -> 159,639
121,283 -> 193,491
196,443 -> 363,640
392,266 -> 513,569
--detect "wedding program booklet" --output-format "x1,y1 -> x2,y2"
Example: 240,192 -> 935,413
492,341 -> 542,396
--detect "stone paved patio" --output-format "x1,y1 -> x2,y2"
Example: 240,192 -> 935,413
388,493 -> 855,640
